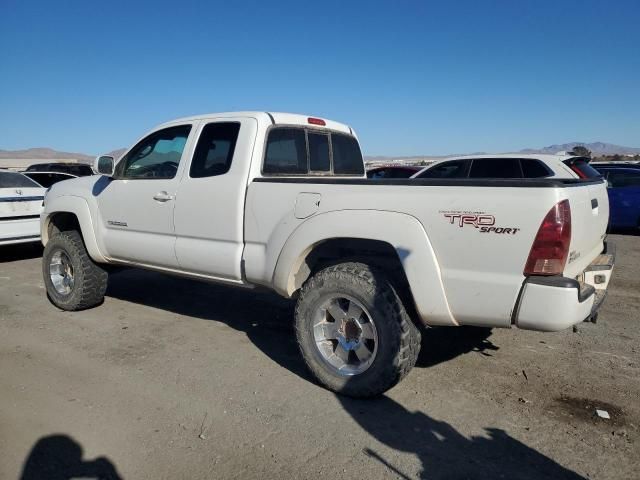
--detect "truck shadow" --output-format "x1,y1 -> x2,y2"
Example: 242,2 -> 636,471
338,395 -> 585,479
19,434 -> 122,480
105,269 -> 583,479
334,270 -> 583,479
105,269 -> 498,379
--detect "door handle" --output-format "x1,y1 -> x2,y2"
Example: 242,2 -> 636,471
153,191 -> 175,202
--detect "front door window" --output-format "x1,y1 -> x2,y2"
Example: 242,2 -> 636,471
118,125 -> 192,179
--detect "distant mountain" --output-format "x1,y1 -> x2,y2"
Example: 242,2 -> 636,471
0,147 -> 128,167
518,142 -> 640,156
0,147 -> 94,163
106,148 -> 127,160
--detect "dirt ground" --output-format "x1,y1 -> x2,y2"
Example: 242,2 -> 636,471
1,233 -> 638,479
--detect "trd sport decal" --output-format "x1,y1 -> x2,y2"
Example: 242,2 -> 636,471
441,211 -> 520,235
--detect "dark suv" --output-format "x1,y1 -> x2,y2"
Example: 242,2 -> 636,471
25,162 -> 94,176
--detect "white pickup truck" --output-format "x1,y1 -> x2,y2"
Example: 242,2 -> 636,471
40,112 -> 615,397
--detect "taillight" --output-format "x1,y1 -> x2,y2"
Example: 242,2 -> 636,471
524,199 -> 571,276
568,164 -> 587,179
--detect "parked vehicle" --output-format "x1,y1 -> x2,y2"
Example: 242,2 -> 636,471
367,165 -> 422,179
25,162 -> 94,177
23,171 -> 77,188
411,154 -> 601,180
0,170 -> 46,246
40,112 -> 615,397
593,165 -> 640,229
591,162 -> 640,170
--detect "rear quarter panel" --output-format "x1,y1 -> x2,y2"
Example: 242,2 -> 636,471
244,180 -> 570,328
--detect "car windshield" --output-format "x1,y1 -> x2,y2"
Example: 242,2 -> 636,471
0,171 -> 41,188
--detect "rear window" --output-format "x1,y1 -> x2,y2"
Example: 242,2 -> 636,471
308,132 -> 330,172
521,158 -> 552,178
416,160 -> 469,179
263,128 -> 364,176
331,133 -> 364,175
469,158 -> 522,178
0,171 -> 41,188
563,158 -> 602,179
263,128 -> 308,174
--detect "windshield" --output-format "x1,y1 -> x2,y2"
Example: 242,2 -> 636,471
0,171 -> 41,188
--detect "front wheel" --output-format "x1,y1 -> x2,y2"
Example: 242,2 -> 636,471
43,231 -> 108,311
295,262 -> 421,397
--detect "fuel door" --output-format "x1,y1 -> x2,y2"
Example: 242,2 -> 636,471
294,192 -> 321,219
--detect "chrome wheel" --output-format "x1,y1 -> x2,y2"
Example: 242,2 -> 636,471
313,295 -> 378,376
49,250 -> 75,295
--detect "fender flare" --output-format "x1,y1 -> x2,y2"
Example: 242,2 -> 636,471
41,195 -> 106,263
272,210 -> 456,326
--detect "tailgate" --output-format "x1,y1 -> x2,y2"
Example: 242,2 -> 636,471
563,180 -> 609,277
0,187 -> 45,218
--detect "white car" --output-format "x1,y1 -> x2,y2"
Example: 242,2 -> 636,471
411,153 -> 602,180
40,112 -> 614,397
0,170 -> 46,246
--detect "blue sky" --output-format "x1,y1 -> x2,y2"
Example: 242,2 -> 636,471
1,0 -> 638,156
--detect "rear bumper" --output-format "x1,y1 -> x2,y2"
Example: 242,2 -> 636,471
514,241 -> 615,332
0,216 -> 41,246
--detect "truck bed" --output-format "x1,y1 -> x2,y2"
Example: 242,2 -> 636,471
244,176 -> 608,329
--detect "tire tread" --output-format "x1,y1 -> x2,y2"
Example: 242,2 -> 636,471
295,262 -> 420,397
43,231 -> 108,311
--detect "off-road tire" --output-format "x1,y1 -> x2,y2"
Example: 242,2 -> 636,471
295,262 -> 421,397
43,231 -> 108,311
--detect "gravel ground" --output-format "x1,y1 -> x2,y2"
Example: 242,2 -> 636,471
1,233 -> 638,479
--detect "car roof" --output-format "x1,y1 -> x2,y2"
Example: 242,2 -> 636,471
28,162 -> 84,166
368,165 -> 422,171
410,152 -> 584,178
427,153 -> 582,162
595,166 -> 640,172
157,111 -> 354,135
24,171 -> 77,176
592,162 -> 640,168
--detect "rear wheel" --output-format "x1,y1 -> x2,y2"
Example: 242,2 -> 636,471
43,231 -> 108,311
295,262 -> 420,397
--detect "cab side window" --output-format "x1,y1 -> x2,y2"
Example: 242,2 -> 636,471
119,125 -> 191,179
520,158 -> 552,178
190,123 -> 241,178
416,160 -> 469,179
469,158 -> 522,178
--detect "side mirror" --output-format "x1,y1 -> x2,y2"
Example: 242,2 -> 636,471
96,156 -> 115,176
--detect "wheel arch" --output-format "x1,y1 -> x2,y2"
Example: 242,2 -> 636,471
42,195 -> 106,263
272,210 -> 456,326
